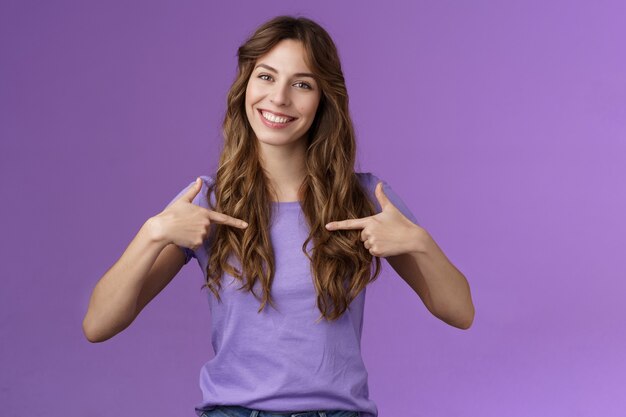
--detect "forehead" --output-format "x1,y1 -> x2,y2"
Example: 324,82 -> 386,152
254,39 -> 313,74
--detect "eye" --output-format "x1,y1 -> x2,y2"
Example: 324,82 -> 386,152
257,73 -> 313,90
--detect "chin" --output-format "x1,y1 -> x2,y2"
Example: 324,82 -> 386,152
257,136 -> 301,146
254,128 -> 307,146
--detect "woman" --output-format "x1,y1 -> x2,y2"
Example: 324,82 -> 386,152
82,15 -> 474,417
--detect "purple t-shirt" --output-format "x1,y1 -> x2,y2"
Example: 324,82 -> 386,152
165,172 -> 418,417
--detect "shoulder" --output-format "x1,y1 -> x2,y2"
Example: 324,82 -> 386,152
355,171 -> 386,212
355,171 -> 419,224
199,174 -> 216,190
355,171 -> 385,196
355,171 -> 382,190
167,175 -> 216,209
194,175 -> 216,207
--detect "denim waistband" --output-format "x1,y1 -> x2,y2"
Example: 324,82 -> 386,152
200,405 -> 359,417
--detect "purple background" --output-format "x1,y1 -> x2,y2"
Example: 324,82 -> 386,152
2,1 -> 625,416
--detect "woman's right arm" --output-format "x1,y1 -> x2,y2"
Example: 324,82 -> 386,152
82,177 -> 248,343
81,217 -> 185,343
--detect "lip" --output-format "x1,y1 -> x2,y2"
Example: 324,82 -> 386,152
257,109 -> 297,129
258,108 -> 297,119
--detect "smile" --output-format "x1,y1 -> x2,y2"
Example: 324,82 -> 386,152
258,109 -> 297,129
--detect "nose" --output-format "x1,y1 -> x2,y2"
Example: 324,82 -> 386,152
270,82 -> 290,107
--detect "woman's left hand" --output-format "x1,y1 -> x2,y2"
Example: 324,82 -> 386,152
325,181 -> 424,257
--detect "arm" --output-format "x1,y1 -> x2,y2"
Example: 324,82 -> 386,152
82,217 -> 186,343
82,177 -> 247,343
326,179 -> 474,329
386,226 -> 475,330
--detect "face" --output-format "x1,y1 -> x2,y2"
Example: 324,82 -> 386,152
245,39 -> 322,149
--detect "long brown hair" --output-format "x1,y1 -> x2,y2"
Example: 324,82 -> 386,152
203,15 -> 381,322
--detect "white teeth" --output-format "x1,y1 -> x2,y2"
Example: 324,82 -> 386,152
261,111 -> 294,124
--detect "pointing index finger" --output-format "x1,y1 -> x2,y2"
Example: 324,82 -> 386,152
325,217 -> 369,230
208,210 -> 248,229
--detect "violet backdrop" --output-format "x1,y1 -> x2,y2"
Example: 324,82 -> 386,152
1,1 -> 625,416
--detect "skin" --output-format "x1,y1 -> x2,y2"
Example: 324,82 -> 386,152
244,38 -> 321,202
83,38 -> 473,344
326,183 -> 475,329
82,178 -> 248,343
246,38 -> 475,329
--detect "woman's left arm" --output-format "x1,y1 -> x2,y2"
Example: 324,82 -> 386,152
386,227 -> 475,330
325,181 -> 475,330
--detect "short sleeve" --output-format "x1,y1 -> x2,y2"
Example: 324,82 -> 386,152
360,172 -> 420,226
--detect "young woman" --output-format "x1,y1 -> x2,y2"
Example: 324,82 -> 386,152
83,15 -> 474,417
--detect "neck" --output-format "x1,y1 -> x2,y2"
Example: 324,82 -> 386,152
259,139 -> 307,202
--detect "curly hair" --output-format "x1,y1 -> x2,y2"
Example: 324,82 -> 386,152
202,15 -> 381,322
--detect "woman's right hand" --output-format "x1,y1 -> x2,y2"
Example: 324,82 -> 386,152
150,177 -> 248,250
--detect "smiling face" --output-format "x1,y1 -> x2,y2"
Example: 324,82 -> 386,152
245,39 -> 322,150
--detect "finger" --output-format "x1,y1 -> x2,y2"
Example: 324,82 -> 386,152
180,177 -> 203,203
208,210 -> 248,229
325,217 -> 369,230
375,181 -> 393,210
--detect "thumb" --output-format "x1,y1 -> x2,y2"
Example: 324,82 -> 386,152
180,177 -> 203,202
375,181 -> 392,210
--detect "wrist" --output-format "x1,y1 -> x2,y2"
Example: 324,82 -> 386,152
144,215 -> 171,246
408,225 -> 431,255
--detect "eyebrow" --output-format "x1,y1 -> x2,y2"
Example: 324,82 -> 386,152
254,63 -> 316,79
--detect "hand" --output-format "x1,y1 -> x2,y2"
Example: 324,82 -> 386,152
325,181 -> 420,258
151,177 -> 248,250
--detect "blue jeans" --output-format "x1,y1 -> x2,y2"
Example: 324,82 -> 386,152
199,405 -> 360,417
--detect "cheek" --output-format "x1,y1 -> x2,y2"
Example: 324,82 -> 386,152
244,90 -> 258,123
299,99 -> 320,117
245,89 -> 261,117
306,94 -> 321,115
244,87 -> 254,106
245,81 -> 261,102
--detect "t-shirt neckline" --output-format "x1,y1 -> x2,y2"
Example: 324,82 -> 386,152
271,200 -> 301,206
